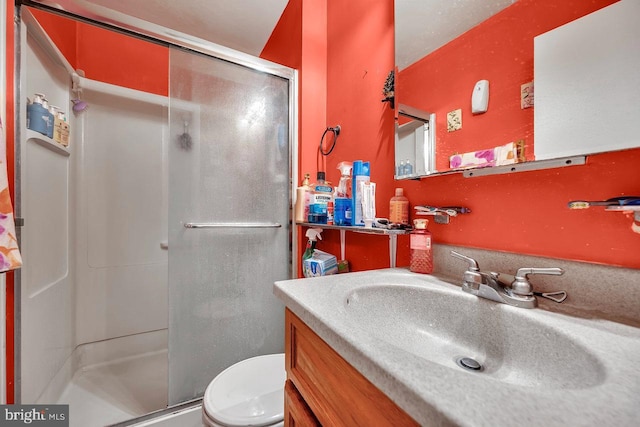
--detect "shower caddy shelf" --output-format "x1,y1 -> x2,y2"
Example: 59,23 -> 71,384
26,129 -> 70,157
297,222 -> 409,268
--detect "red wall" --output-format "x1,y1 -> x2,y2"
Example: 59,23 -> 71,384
319,0 -> 395,271
397,0 -> 640,269
31,8 -> 168,95
75,24 -> 168,96
264,0 -> 639,272
262,0 -> 395,273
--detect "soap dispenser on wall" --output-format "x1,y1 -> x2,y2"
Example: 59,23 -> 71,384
471,80 -> 489,114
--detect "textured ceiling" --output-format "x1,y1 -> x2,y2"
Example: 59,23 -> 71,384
395,0 -> 517,70
81,0 -> 290,56
34,0 -> 516,68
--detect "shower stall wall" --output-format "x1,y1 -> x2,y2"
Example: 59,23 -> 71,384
16,5 -> 296,425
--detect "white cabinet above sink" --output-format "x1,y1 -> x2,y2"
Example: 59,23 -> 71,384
534,0 -> 640,160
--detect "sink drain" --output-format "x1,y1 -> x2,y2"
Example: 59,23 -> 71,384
456,357 -> 483,372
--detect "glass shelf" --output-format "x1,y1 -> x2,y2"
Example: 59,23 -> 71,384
297,222 -> 409,267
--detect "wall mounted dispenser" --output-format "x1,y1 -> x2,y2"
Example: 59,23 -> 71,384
471,80 -> 489,114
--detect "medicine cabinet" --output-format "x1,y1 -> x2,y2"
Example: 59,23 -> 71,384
534,0 -> 640,160
394,104 -> 436,180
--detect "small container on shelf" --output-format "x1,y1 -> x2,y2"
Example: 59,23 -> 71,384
389,187 -> 409,225
410,218 -> 433,274
26,93 -> 53,137
53,110 -> 70,146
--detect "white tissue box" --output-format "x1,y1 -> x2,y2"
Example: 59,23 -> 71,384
303,250 -> 338,277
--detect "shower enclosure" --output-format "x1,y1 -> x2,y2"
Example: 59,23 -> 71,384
15,4 -> 296,425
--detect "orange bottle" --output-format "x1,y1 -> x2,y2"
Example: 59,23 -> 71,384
389,188 -> 409,224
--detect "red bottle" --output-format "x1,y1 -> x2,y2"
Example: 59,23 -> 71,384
410,219 -> 433,274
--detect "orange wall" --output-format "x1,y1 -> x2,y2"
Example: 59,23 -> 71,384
318,0 -> 395,271
31,8 -> 168,96
75,24 -> 168,96
260,0 -> 302,71
262,0 -> 395,273
263,0 -> 639,272
30,9 -> 76,64
397,0 -> 640,269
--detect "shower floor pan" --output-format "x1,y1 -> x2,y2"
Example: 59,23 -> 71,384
54,330 -> 168,427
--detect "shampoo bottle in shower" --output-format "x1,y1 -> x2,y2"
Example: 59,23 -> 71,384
26,93 -> 51,137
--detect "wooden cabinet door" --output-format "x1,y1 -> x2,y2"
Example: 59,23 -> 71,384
285,309 -> 419,427
285,380 -> 320,427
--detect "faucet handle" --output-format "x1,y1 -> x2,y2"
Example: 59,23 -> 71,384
512,267 -> 564,296
450,251 -> 483,291
450,251 -> 479,271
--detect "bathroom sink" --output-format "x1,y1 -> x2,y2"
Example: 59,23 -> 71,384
274,268 -> 640,426
343,283 -> 605,389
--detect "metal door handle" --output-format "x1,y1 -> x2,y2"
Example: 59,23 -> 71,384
184,222 -> 282,229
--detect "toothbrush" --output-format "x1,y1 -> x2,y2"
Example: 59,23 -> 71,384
567,197 -> 640,209
415,206 -> 458,216
441,206 -> 472,214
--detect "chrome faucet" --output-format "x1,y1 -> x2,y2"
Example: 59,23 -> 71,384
450,251 -> 566,309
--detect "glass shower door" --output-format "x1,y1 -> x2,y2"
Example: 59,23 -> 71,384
167,47 -> 291,405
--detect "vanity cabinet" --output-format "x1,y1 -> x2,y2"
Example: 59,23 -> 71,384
284,309 -> 419,427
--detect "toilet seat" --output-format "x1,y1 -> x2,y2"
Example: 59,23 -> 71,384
202,353 -> 285,427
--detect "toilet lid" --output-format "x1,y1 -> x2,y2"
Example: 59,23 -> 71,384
203,353 -> 285,427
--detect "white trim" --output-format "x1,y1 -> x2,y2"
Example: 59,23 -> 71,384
127,405 -> 202,427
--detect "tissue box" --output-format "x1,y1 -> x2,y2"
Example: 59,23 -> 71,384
303,250 -> 338,277
449,142 -> 518,169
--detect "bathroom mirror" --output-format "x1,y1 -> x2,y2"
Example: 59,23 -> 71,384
395,104 -> 436,179
394,0 -> 640,178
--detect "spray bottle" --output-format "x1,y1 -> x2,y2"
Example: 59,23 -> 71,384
334,162 -> 353,226
302,228 -> 323,277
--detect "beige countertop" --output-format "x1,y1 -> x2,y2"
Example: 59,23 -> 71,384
274,268 -> 640,427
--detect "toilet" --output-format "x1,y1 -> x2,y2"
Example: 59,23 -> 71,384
202,353 -> 286,427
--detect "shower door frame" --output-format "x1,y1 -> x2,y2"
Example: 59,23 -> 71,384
13,0 -> 298,411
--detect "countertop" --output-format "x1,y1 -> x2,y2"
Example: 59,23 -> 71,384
274,268 -> 640,427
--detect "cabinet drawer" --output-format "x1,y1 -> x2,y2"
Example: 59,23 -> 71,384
285,380 -> 320,427
285,309 -> 418,426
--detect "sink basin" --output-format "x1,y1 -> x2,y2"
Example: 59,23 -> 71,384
343,283 -> 606,389
274,268 -> 640,427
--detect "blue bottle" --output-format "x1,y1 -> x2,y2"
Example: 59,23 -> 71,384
404,159 -> 413,176
27,93 -> 52,137
351,160 -> 370,226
